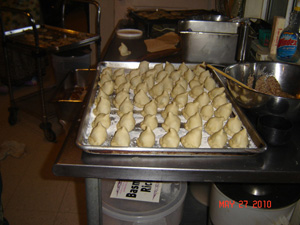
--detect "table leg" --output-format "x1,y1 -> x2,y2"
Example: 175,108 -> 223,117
85,178 -> 102,225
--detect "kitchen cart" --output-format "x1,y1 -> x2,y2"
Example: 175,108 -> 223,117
0,0 -> 101,142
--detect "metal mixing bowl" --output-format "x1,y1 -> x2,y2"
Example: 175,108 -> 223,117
224,62 -> 300,122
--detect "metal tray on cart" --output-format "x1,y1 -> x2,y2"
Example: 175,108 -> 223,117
76,61 -> 267,156
128,9 -> 221,37
129,9 -> 220,23
4,24 -> 100,52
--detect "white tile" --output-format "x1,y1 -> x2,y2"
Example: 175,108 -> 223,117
5,173 -> 69,212
59,178 -> 87,213
1,145 -> 37,178
54,212 -> 87,225
21,144 -> 64,180
4,209 -> 56,225
1,174 -> 21,209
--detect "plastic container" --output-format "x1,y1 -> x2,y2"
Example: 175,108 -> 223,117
277,1 -> 300,62
51,48 -> 91,85
102,180 -> 187,225
116,29 -> 143,39
259,29 -> 271,47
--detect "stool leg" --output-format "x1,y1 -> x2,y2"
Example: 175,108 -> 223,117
36,53 -> 56,142
3,44 -> 18,125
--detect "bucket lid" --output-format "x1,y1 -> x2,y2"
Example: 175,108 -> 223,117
102,180 -> 187,222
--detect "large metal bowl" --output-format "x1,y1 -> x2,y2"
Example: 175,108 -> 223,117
224,62 -> 300,122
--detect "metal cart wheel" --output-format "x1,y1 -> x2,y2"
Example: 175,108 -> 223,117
40,122 -> 56,142
44,128 -> 56,142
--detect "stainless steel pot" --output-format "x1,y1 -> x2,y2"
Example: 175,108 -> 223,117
179,17 -> 251,64
178,18 -> 240,64
224,62 -> 300,122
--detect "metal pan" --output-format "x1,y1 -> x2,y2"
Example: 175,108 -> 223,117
5,24 -> 100,52
76,61 -> 267,156
129,9 -> 221,23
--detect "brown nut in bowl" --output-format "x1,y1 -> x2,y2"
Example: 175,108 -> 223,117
224,62 -> 300,122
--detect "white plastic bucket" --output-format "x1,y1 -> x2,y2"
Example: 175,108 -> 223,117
51,49 -> 91,85
102,180 -> 187,225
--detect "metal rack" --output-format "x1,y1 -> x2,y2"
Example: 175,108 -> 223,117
0,0 -> 100,142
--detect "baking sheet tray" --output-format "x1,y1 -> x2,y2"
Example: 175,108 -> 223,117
76,61 -> 267,156
4,24 -> 99,52
129,9 -> 219,23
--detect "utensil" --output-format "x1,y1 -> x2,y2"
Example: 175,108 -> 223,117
207,64 -> 254,91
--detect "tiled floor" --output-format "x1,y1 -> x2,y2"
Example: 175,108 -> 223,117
0,6 -> 90,225
0,65 -> 87,225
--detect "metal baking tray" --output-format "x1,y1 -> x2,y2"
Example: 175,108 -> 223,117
128,9 -> 221,37
76,61 -> 267,156
129,9 -> 220,23
4,24 -> 100,52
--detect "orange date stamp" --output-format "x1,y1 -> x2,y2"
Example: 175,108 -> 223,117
219,200 -> 272,209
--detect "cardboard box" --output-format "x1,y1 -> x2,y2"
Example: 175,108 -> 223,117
269,16 -> 286,55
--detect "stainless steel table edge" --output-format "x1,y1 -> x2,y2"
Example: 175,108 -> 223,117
52,67 -> 300,225
52,104 -> 300,225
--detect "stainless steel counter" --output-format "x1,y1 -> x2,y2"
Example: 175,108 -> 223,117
53,116 -> 300,183
53,112 -> 300,225
52,25 -> 300,225
53,29 -> 300,183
